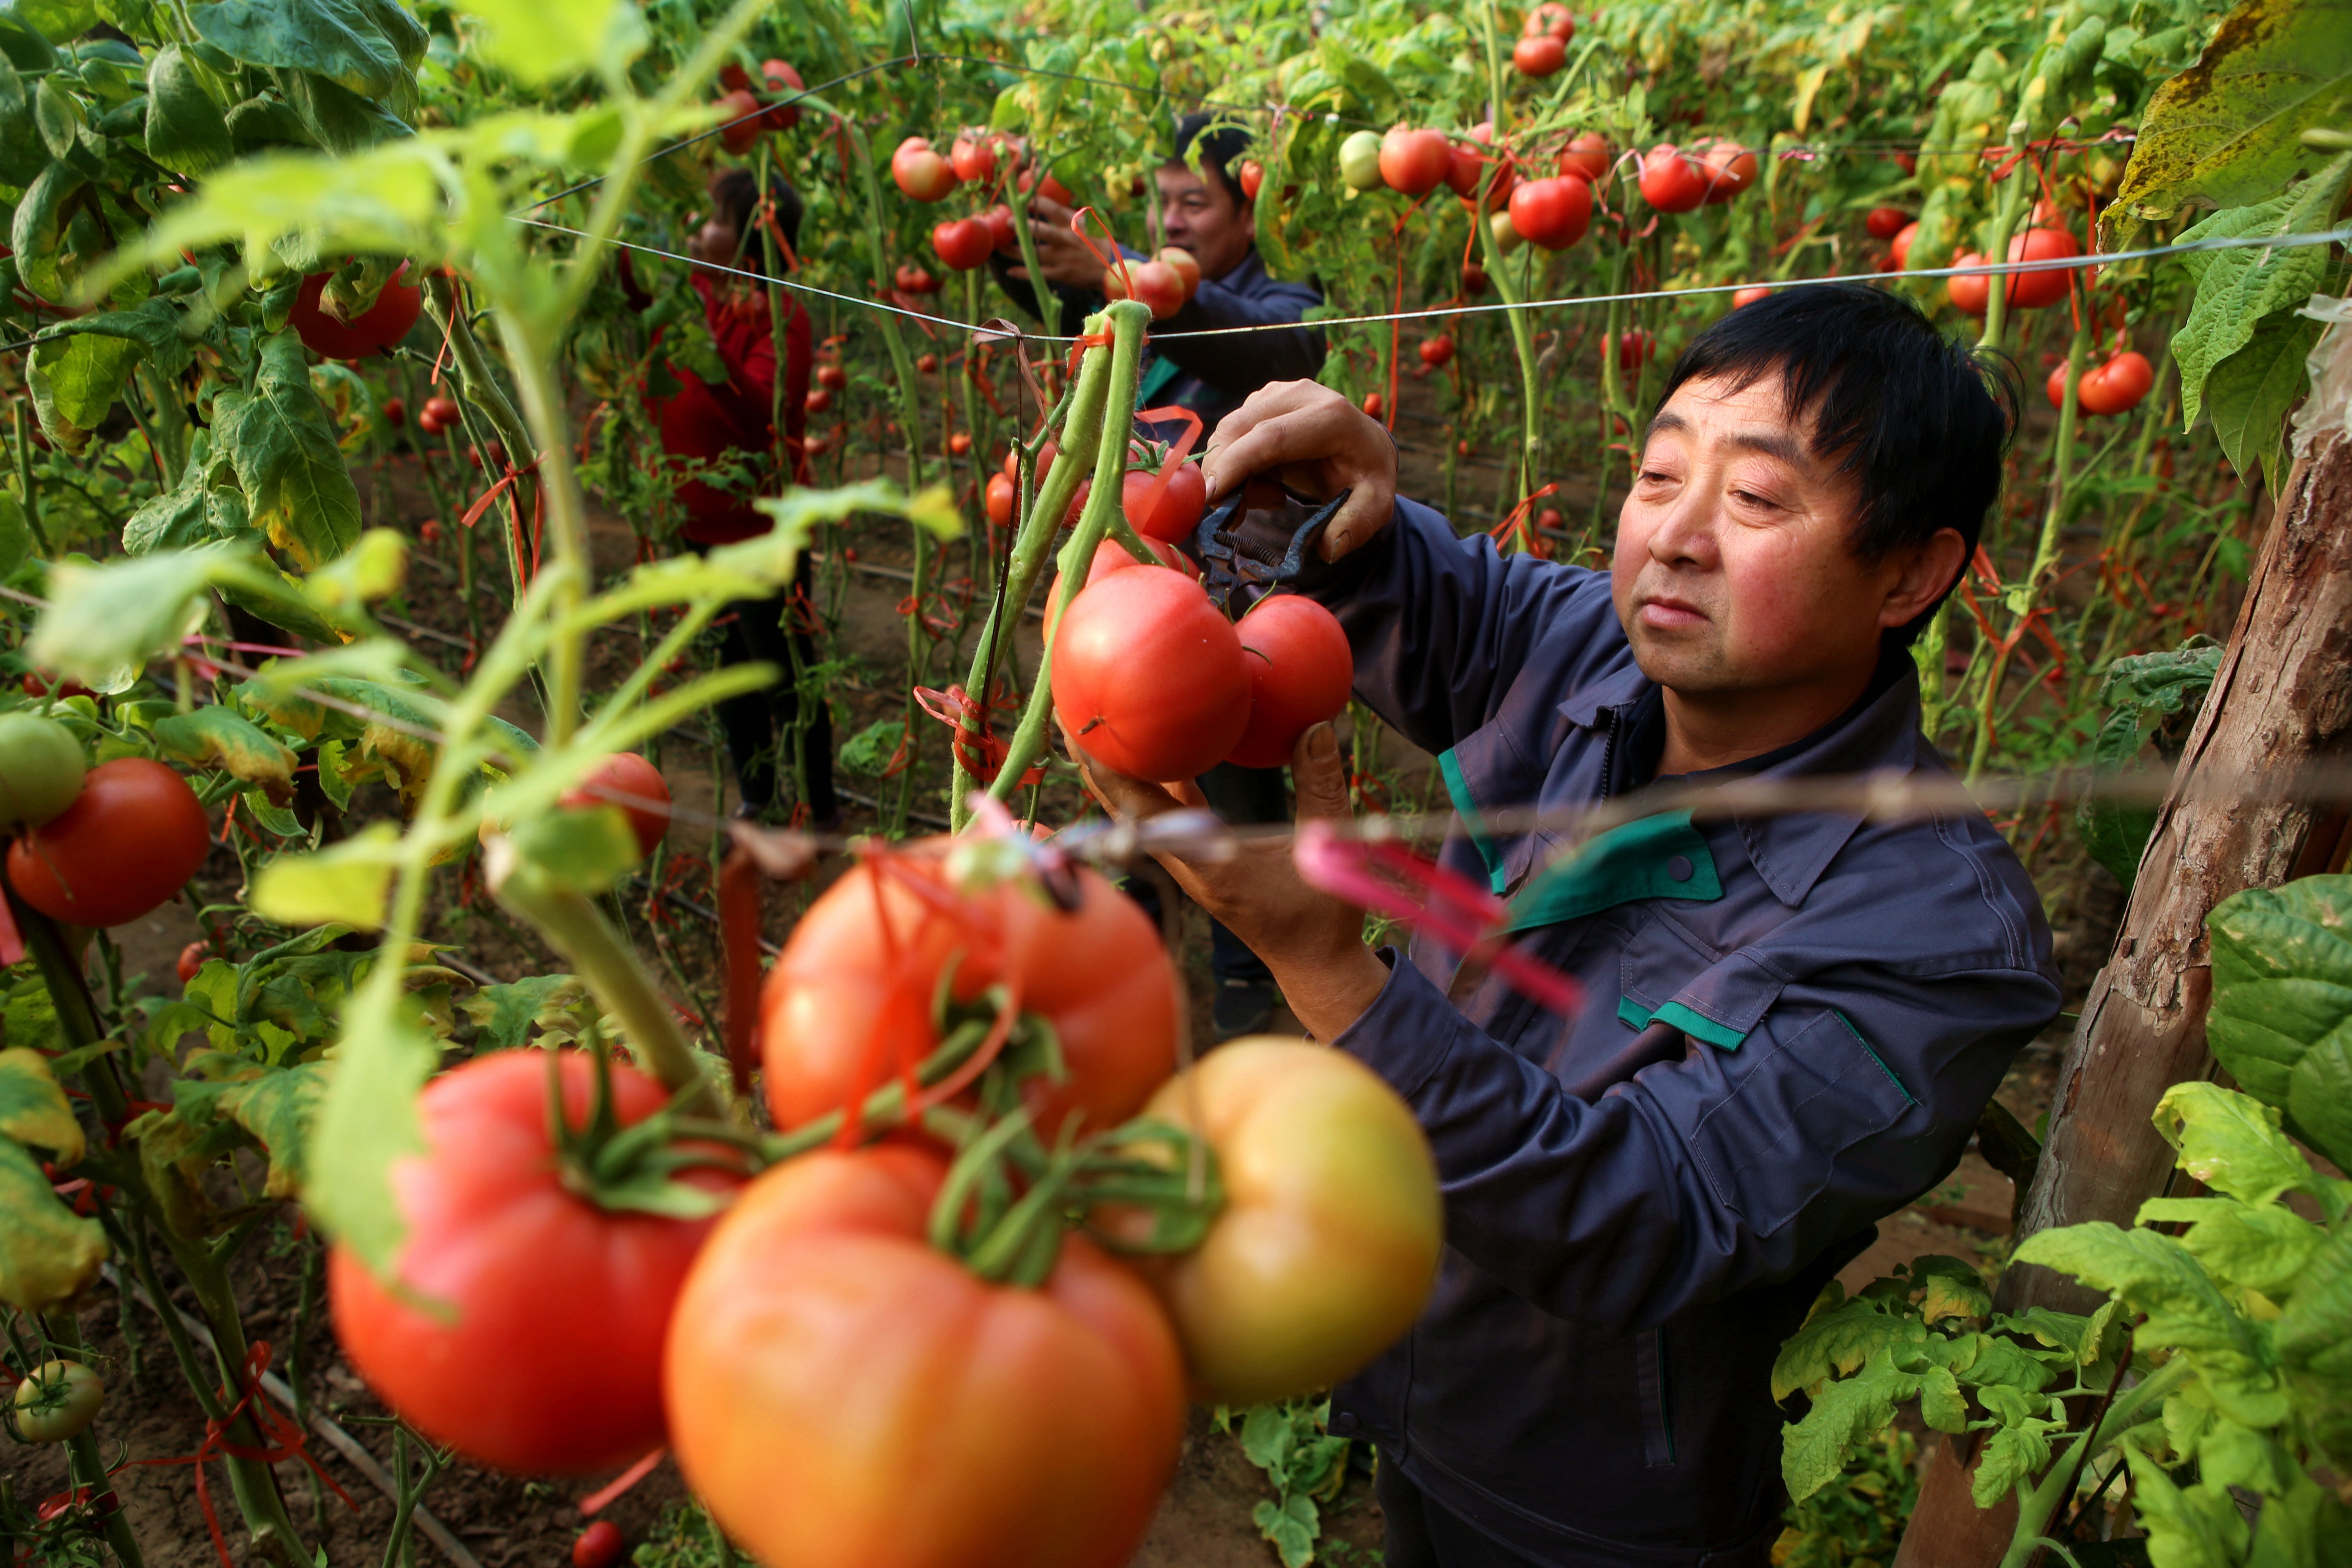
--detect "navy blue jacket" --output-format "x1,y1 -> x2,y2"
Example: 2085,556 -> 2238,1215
990,245 -> 1323,434
1301,501 -> 2061,1565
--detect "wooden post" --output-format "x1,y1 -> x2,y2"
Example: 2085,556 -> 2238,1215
1893,425 -> 2352,1568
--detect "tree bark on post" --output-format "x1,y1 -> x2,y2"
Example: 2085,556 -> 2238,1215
1893,425 -> 2352,1568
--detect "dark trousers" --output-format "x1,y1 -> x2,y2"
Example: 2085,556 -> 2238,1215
709,552 -> 835,820
1197,762 -> 1285,984
1379,1462 -> 1539,1568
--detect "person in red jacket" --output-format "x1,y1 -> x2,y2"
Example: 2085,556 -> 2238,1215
654,169 -> 836,825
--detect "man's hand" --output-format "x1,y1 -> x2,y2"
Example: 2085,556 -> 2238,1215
1203,382 -> 1397,560
1066,719 -> 1391,1042
1010,194 -> 1112,291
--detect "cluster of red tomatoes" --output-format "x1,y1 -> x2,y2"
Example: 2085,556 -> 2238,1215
0,712 -> 208,931
1511,2 -> 1577,76
2046,347 -> 2156,416
331,812 -> 1442,1567
707,58 -> 805,156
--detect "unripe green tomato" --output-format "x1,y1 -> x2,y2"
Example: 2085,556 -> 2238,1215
0,714 -> 87,829
1338,131 -> 1384,193
13,1360 -> 103,1442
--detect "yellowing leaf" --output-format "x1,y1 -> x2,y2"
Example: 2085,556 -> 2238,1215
250,822 -> 403,929
154,704 -> 300,804
0,1047 -> 81,1164
0,1138 -> 102,1310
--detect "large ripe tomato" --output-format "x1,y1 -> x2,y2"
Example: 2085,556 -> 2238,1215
931,217 -> 993,272
1053,567 -> 1251,782
1238,161 -> 1265,201
666,1147 -> 1184,1568
1104,259 -> 1187,321
1523,1 -> 1575,41
1043,535 -> 1188,640
1108,1039 -> 1442,1406
1513,33 -> 1565,75
2002,226 -> 2079,310
291,262 -> 423,361
330,1051 -> 741,1476
985,472 -> 1017,527
7,758 -> 207,928
949,134 -> 996,184
760,853 -> 1179,1144
1947,252 -> 1991,317
1695,139 -> 1757,202
1557,132 -> 1611,184
1155,247 -> 1201,300
2080,351 -> 2154,416
1226,594 -> 1353,769
1378,127 -> 1452,196
1126,462 -> 1207,543
0,713 -> 85,829
559,753 -> 671,858
891,138 -> 958,202
1507,175 -> 1591,250
1638,145 -> 1707,213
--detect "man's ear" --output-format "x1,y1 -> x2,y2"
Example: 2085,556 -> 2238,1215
1880,527 -> 1968,630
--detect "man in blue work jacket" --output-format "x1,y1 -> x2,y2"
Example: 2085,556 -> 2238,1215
1074,285 -> 2062,1567
1002,111 -> 1326,1035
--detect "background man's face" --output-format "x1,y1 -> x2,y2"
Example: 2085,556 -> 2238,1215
1610,372 -> 1896,703
1157,164 -> 1253,279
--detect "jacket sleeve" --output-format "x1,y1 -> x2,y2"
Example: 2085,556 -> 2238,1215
1149,276 -> 1326,392
1332,946 -> 2059,1336
1303,498 -> 1620,757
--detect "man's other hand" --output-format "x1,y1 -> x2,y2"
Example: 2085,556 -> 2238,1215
1066,719 -> 1390,1042
1013,194 -> 1112,291
1203,382 -> 1397,560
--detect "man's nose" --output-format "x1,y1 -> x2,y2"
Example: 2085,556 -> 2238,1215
1647,486 -> 1718,565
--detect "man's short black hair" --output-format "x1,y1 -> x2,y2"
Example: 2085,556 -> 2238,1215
1172,111 -> 1250,205
1657,282 -> 2016,645
708,168 -> 802,269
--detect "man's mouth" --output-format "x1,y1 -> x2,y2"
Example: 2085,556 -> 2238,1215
1635,593 -> 1709,631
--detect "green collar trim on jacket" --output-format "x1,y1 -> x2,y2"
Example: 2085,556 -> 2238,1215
1135,354 -> 1183,409
1507,809 -> 1722,933
1616,995 -> 1749,1052
1437,747 -> 1509,896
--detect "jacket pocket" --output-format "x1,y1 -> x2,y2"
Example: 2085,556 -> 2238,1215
1686,1007 -> 1913,1239
1635,1326 -> 1676,1469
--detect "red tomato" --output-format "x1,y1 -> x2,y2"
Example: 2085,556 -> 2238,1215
1523,1 -> 1576,41
985,473 -> 1017,527
17,671 -> 89,702
984,205 -> 1020,252
1044,535 -> 1190,643
331,1052 -> 741,1476
423,395 -> 459,426
932,217 -> 993,272
1460,260 -> 1489,295
949,135 -> 996,184
1226,595 -> 1353,769
1419,334 -> 1455,368
806,387 -> 833,415
1947,252 -> 1991,316
1238,160 -> 1265,201
559,753 -> 671,858
1507,175 -> 1591,249
573,1522 -> 626,1568
1003,440 -> 1057,485
1446,124 -> 1514,209
1695,139 -> 1758,202
894,261 -> 939,295
1732,285 -> 1771,308
891,138 -> 958,202
416,408 -> 445,435
717,63 -> 751,93
176,940 -> 208,986
1513,34 -> 1565,76
1155,247 -> 1201,300
1125,462 -> 1207,543
1609,328 -> 1655,373
2079,351 -> 2154,416
291,262 -> 423,361
1053,567 -> 1251,782
1865,206 -> 1911,240
7,759 -> 208,928
2045,363 -> 2073,411
949,431 -> 973,456
1557,132 -> 1611,184
760,853 -> 1179,1142
1638,145 -> 1707,213
2002,226 -> 2079,310
381,396 -> 406,426
716,89 -> 763,154
1892,221 -> 1920,270
1536,507 -> 1563,532
759,61 -> 803,129
1362,392 -> 1384,419
816,363 -> 847,390
1378,127 -> 1452,196
1017,165 -> 1075,207
420,518 -> 442,545
665,1146 -> 1184,1568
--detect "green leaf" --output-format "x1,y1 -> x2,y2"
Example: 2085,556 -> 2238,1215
459,974 -> 593,1051
191,0 -> 408,97
2171,163 -> 2352,429
2273,1227 -> 2352,1468
302,996 -> 436,1274
10,161 -> 93,305
46,296 -> 197,382
249,821 -> 401,929
2014,1220 -> 2286,1427
459,0 -> 645,86
2246,1475 -> 2352,1568
1921,1270 -> 1992,1325
145,43 -> 232,173
213,329 -> 362,569
2205,304 -> 2323,493
0,491 -> 30,580
2288,1035 -> 2352,1176
3,977 -> 58,1056
0,1136 -> 103,1310
282,67 -> 411,155
1971,1418 -> 2059,1510
2136,1197 -> 2324,1294
28,542 -> 264,688
1781,1351 -> 1907,1503
1250,1494 -> 1319,1568
1239,1403 -> 1296,1474
0,1047 -> 81,1163
154,704 -> 299,802
2207,874 -> 2352,1145
2124,1449 -> 2250,1568
503,805 -> 640,895
29,331 -> 139,431
1920,1364 -> 1968,1434
1772,1289 -> 1904,1400
217,1060 -> 331,1198
2109,0 -> 2352,228
2153,1081 -> 2328,1209
0,0 -> 96,45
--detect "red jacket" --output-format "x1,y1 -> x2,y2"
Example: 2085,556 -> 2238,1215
656,274 -> 811,544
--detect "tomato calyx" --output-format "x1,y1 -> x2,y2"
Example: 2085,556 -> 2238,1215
548,1040 -> 746,1220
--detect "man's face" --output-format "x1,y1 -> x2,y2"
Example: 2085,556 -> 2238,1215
1611,372 -> 1911,704
1157,163 -> 1253,279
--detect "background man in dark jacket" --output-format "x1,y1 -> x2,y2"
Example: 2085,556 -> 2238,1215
999,112 -> 1326,1034
1075,285 -> 2064,1567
